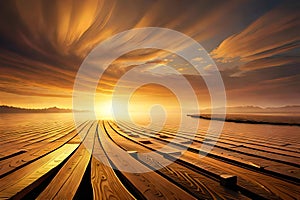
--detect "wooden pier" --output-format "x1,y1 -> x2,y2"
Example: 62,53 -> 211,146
0,120 -> 299,199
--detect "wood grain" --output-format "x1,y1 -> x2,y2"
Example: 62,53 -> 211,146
99,121 -> 196,200
0,144 -> 78,199
36,121 -> 96,199
91,134 -> 134,200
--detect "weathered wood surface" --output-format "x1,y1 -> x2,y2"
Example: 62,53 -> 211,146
91,131 -> 134,200
117,121 -> 300,180
0,121 -> 89,178
112,121 -> 300,200
36,121 -> 96,199
99,121 -> 196,200
0,119 -> 299,199
103,121 -> 248,200
0,144 -> 78,199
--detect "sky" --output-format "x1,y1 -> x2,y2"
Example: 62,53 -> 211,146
0,0 -> 299,117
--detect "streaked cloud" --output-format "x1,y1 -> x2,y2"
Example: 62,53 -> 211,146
211,2 -> 300,75
0,0 -> 298,108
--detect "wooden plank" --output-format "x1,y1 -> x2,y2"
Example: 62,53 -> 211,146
91,134 -> 135,200
117,121 -> 300,181
0,121 -> 74,145
37,121 -> 97,199
0,144 -> 78,199
112,121 -> 300,200
0,121 -> 89,177
0,123 -> 75,150
99,121 -> 196,200
0,123 -> 75,156
105,121 -> 249,200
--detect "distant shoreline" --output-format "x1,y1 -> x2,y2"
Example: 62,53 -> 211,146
0,105 -> 82,113
187,114 -> 300,127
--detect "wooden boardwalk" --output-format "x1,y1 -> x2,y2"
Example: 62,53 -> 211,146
0,120 -> 299,199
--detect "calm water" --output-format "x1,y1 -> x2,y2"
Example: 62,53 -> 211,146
0,113 -> 299,149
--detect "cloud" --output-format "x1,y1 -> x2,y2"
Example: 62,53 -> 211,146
211,2 -> 300,74
0,0 -> 298,108
192,57 -> 204,62
240,56 -> 300,71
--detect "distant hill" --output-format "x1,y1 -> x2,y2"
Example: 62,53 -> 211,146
0,105 -> 73,113
200,105 -> 300,114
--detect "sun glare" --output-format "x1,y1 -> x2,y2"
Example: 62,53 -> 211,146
95,101 -> 114,120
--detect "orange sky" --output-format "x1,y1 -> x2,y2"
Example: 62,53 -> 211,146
0,0 -> 299,115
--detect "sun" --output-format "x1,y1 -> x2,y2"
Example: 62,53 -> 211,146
95,101 -> 114,120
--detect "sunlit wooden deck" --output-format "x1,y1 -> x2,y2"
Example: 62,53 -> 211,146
0,120 -> 299,199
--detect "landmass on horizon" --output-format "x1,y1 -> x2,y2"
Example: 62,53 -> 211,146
0,105 -> 86,113
188,105 -> 300,126
1,105 -> 300,114
200,105 -> 300,114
